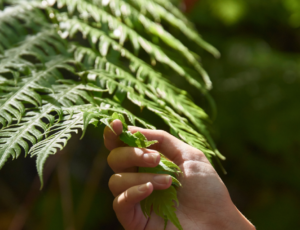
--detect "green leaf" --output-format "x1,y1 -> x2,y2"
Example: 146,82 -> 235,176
110,112 -> 157,147
121,0 -> 220,58
120,131 -> 158,148
111,112 -> 127,130
140,185 -> 183,230
0,2 -> 48,52
59,17 -> 207,91
30,111 -> 84,188
0,105 -> 62,170
72,46 -> 217,152
81,110 -> 101,139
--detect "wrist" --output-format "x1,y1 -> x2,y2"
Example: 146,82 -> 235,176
224,206 -> 255,230
205,202 -> 255,230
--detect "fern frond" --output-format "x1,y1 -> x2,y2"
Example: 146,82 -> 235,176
0,56 -> 34,81
0,75 -> 8,84
0,78 -> 46,126
85,70 -> 219,159
0,28 -> 67,79
0,104 -> 62,168
59,18 -> 208,93
91,0 -> 219,59
29,110 -> 83,187
151,0 -> 194,27
54,0 -> 211,90
95,97 -> 156,130
4,29 -> 68,63
73,46 -> 212,138
0,0 -> 225,194
120,0 -> 220,58
0,57 -> 74,127
44,80 -> 107,107
75,46 -> 208,110
0,1 -> 47,52
29,101 -> 155,187
145,102 -> 217,159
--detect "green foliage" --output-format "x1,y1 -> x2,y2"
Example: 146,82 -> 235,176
0,1 -> 48,52
0,0 -> 223,227
141,186 -> 182,230
189,1 -> 300,229
120,130 -> 158,149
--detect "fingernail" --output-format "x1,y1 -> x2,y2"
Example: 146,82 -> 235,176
143,153 -> 159,164
153,175 -> 171,185
138,182 -> 151,192
109,121 -> 114,129
105,121 -> 117,135
104,121 -> 113,134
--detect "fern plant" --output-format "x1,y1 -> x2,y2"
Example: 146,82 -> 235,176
0,0 -> 224,228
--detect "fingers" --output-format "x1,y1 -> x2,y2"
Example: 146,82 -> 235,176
104,121 -> 207,164
109,173 -> 172,196
104,121 -> 187,163
128,126 -> 201,164
103,119 -> 124,151
113,182 -> 153,229
107,147 -> 160,173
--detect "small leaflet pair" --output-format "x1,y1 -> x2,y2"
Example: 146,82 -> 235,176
107,113 -> 183,230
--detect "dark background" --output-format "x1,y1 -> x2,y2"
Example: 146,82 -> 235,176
1,0 -> 300,229
188,0 -> 300,229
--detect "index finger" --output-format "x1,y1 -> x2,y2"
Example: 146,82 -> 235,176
128,126 -> 190,164
127,126 -> 208,165
104,122 -> 207,165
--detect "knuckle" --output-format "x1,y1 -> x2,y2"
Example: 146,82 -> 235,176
123,190 -> 130,204
112,197 -> 119,212
158,129 -> 168,138
198,149 -> 205,156
104,139 -> 110,151
108,174 -> 117,191
109,147 -> 117,156
122,147 -> 143,163
195,147 -> 205,157
157,129 -> 167,136
156,130 -> 166,143
112,191 -> 130,212
107,147 -> 121,167
106,154 -> 112,166
133,147 -> 144,157
189,146 -> 208,161
193,147 -> 204,156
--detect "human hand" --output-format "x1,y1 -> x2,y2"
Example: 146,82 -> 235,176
104,120 -> 255,230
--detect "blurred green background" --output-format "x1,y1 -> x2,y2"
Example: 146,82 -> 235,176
188,0 -> 300,229
1,0 -> 300,229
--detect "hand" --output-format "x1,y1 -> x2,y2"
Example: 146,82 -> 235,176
104,120 -> 255,230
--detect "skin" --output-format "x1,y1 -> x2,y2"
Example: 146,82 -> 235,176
104,120 -> 256,230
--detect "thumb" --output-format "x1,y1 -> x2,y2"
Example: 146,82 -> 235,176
113,182 -> 153,230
